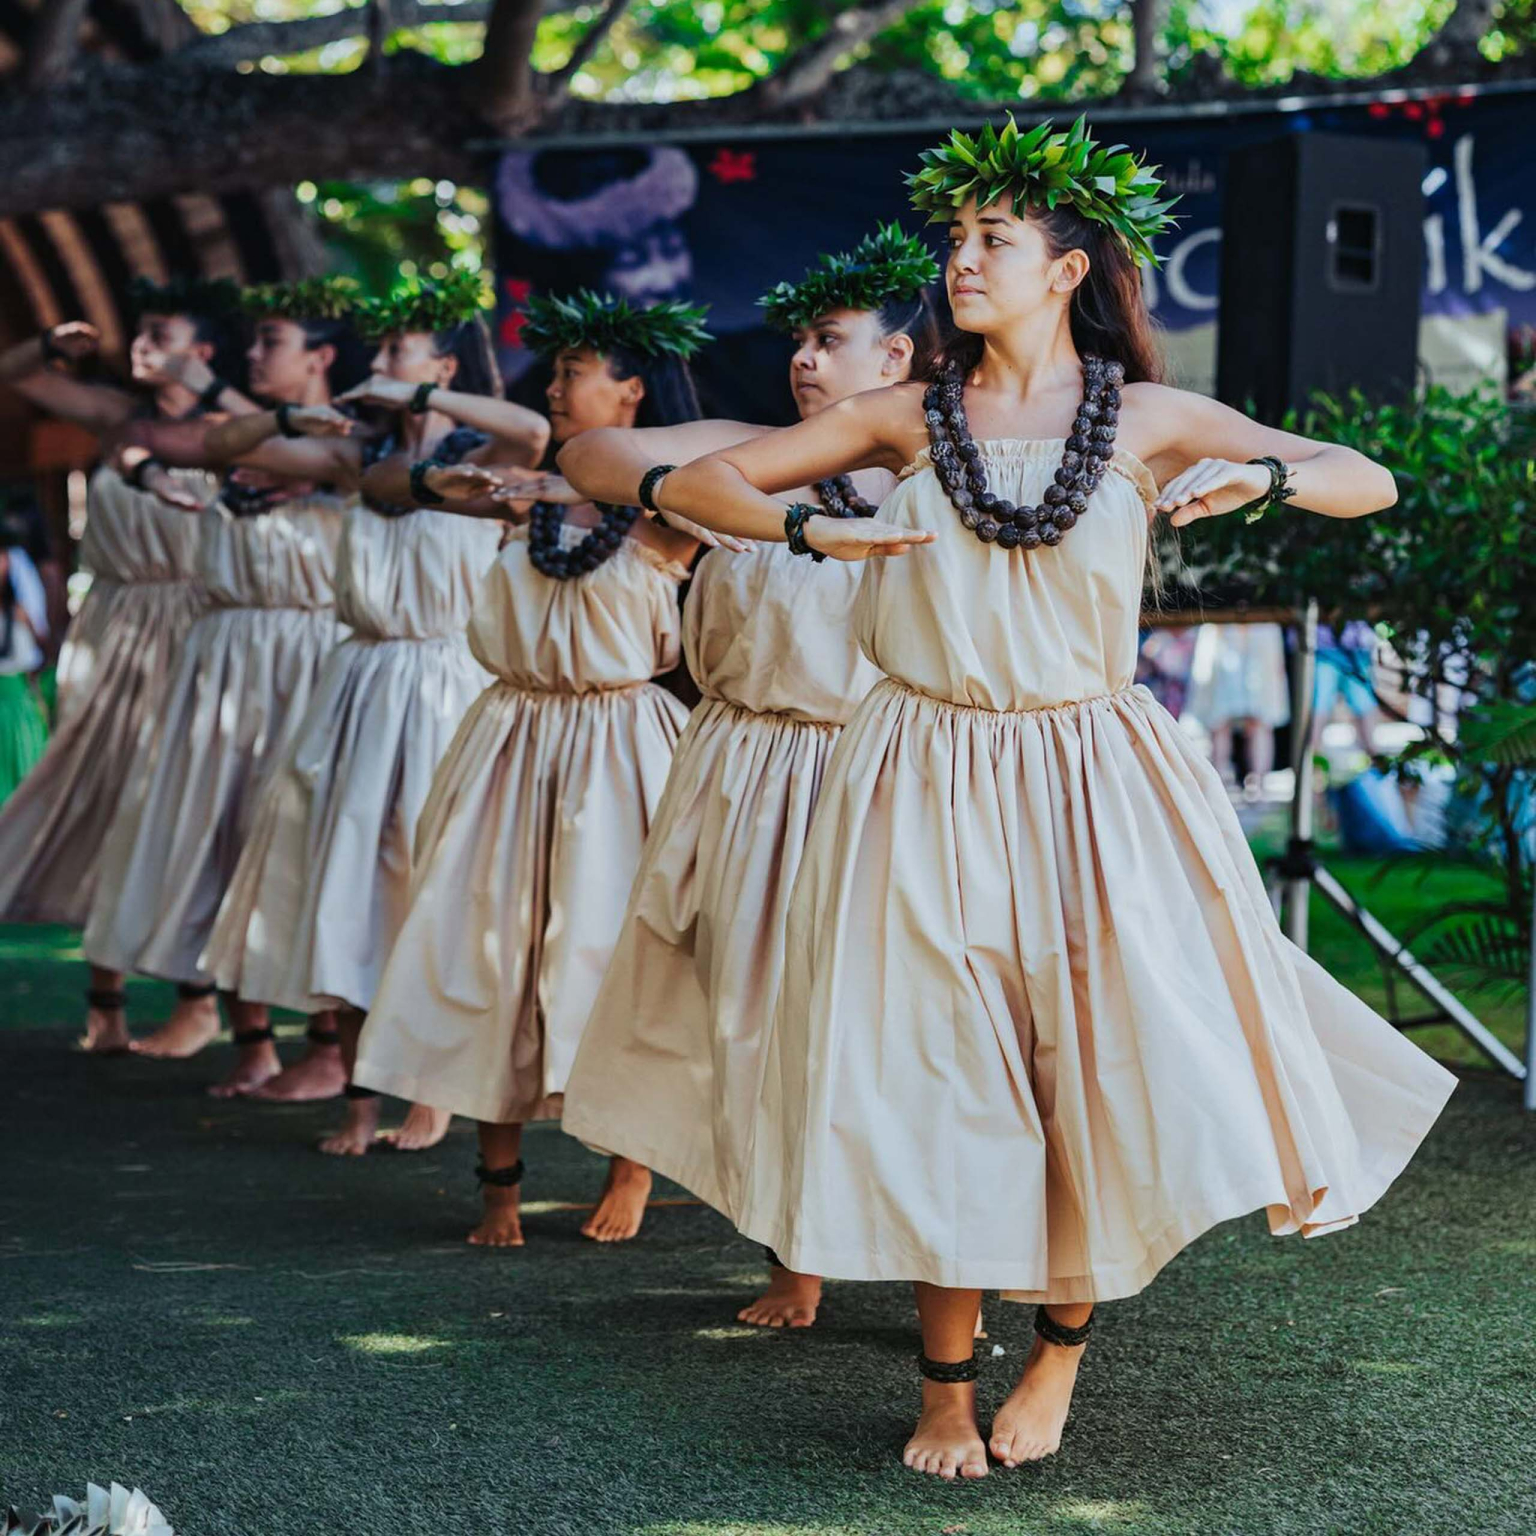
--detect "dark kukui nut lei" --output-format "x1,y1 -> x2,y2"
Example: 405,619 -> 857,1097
528,500 -> 639,580
813,474 -> 878,519
923,355 -> 1124,550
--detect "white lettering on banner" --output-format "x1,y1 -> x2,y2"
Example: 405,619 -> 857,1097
1455,132 -> 1536,294
1424,210 -> 1447,295
1142,226 -> 1220,312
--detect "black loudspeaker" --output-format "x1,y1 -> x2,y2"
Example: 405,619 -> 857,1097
1216,132 -> 1425,423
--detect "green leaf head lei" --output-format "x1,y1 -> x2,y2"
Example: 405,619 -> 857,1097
241,275 -> 362,322
906,114 -> 1180,269
757,222 -> 941,333
358,270 -> 493,339
518,288 -> 713,361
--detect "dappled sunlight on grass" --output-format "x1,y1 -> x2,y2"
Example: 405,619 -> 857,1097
13,1313 -> 85,1327
339,1332 -> 450,1356
1351,1359 -> 1422,1376
691,1326 -> 768,1342
1050,1499 -> 1156,1527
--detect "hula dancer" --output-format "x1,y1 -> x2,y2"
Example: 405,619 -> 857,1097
646,117 -> 1456,1478
80,277 -> 365,1088
198,273 -> 542,1140
351,290 -> 709,1247
0,280 -> 244,1053
182,276 -> 543,1112
559,226 -> 939,1328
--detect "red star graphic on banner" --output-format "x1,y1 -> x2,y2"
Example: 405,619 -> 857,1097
708,148 -> 757,184
500,309 -> 530,348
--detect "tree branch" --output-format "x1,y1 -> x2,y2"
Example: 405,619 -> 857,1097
26,0 -> 94,89
751,0 -> 932,109
474,0 -> 545,129
544,0 -> 631,105
174,0 -> 495,69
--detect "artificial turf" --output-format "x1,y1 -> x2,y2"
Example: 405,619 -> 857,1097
2,923 -> 1534,1535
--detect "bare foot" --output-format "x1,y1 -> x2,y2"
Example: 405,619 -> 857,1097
248,1044 -> 346,1102
903,1382 -> 989,1481
207,1040 -> 283,1099
738,1266 -> 822,1328
988,1333 -> 1087,1467
467,1184 -> 524,1248
130,994 -> 220,1059
319,1096 -> 381,1156
378,1102 -> 451,1152
581,1157 -> 652,1243
79,1005 -> 131,1055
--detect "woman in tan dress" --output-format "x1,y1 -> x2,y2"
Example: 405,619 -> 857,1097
560,226 -> 939,1326
353,291 -> 717,1247
199,279 -> 541,1138
80,281 -> 368,1088
0,286 -> 247,1053
646,117 -> 1456,1480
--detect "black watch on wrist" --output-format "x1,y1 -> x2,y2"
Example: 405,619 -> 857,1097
274,403 -> 303,438
40,328 -> 67,365
125,456 -> 164,491
409,382 -> 436,415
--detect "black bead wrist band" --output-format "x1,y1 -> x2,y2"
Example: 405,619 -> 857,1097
784,503 -> 825,562
409,459 -> 445,505
638,463 -> 676,527
274,403 -> 303,439
1240,455 -> 1297,521
409,382 -> 436,415
916,1351 -> 980,1384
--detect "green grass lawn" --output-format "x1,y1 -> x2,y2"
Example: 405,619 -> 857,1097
1,858 -> 1532,1535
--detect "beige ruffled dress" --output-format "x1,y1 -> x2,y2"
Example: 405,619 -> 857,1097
562,543 -> 881,1212
0,466 -> 210,925
734,438 -> 1458,1304
353,524 -> 690,1123
200,501 -> 499,1013
83,491 -> 345,984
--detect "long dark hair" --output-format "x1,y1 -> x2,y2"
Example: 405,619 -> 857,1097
430,316 -> 502,399
605,345 -> 702,427
928,206 -> 1164,384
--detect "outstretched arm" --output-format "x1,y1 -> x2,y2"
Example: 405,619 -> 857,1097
336,376 -> 551,467
651,388 -> 930,560
0,325 -> 139,433
557,420 -> 767,506
1133,384 -> 1398,525
203,404 -> 364,487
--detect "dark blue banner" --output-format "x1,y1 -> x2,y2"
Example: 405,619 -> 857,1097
493,85 -> 1536,420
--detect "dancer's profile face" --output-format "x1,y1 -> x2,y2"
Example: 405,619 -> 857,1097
247,319 -> 332,402
543,346 -> 643,444
130,313 -> 211,385
373,332 -> 458,390
789,307 -> 911,418
944,196 -> 1085,336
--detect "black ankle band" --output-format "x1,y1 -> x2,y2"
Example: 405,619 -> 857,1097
344,1083 -> 379,1100
307,1026 -> 341,1047
1034,1307 -> 1095,1348
86,988 -> 126,1011
177,982 -> 217,1000
916,1351 -> 979,1384
475,1158 -> 525,1188
233,1026 -> 276,1047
